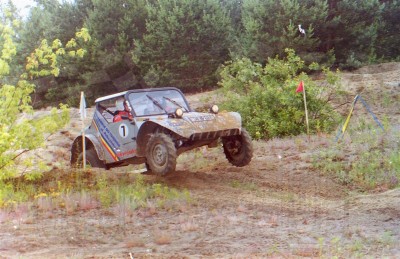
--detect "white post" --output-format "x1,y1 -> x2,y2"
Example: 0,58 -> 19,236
80,91 -> 86,169
82,123 -> 86,169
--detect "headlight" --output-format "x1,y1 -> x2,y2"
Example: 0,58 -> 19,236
210,104 -> 219,114
175,108 -> 183,118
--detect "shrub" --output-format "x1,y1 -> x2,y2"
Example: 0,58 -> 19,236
218,49 -> 341,139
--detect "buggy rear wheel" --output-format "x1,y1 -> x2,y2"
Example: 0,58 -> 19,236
76,148 -> 106,169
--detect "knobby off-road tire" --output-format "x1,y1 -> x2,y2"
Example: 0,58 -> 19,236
141,162 -> 153,175
76,148 -> 106,169
145,133 -> 177,176
222,128 -> 253,167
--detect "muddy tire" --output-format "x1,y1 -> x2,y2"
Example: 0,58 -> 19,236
76,148 -> 106,169
141,162 -> 153,175
222,128 -> 253,167
145,133 -> 177,175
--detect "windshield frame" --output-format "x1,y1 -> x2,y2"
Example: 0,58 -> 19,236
126,87 -> 192,117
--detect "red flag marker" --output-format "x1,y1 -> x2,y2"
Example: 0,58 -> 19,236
296,81 -> 304,93
296,80 -> 309,137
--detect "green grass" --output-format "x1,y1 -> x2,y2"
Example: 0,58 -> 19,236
312,122 -> 400,191
314,232 -> 396,258
229,179 -> 258,191
0,169 -> 192,215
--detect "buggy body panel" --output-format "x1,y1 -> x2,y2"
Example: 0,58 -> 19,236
70,87 -> 250,170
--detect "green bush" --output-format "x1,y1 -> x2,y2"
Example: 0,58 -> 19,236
219,49 -> 340,139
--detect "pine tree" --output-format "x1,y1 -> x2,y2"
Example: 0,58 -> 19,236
376,0 -> 400,59
133,0 -> 233,90
325,0 -> 384,68
86,0 -> 147,62
239,0 -> 327,64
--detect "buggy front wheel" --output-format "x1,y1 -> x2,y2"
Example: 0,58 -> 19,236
145,133 -> 177,175
222,128 -> 253,167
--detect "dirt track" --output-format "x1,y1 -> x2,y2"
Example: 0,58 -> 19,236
1,136 -> 399,258
0,63 -> 399,258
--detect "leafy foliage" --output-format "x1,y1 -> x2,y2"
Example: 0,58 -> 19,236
23,28 -> 91,79
219,49 -> 340,139
16,1 -> 98,107
0,9 -> 91,180
18,0 -> 89,64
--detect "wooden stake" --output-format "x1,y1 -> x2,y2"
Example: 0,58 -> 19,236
302,84 -> 310,137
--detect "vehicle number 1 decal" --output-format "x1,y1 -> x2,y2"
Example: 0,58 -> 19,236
119,123 -> 129,138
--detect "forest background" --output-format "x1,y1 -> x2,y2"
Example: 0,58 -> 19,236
2,0 -> 399,107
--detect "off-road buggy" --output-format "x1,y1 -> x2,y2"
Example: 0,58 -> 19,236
70,87 -> 253,175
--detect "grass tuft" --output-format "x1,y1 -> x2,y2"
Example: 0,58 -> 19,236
312,123 -> 400,191
153,230 -> 172,245
0,169 -> 193,220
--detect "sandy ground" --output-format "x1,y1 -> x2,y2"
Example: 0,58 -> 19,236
0,63 -> 399,258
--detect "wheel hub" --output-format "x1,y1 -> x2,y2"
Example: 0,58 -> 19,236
153,143 -> 167,166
